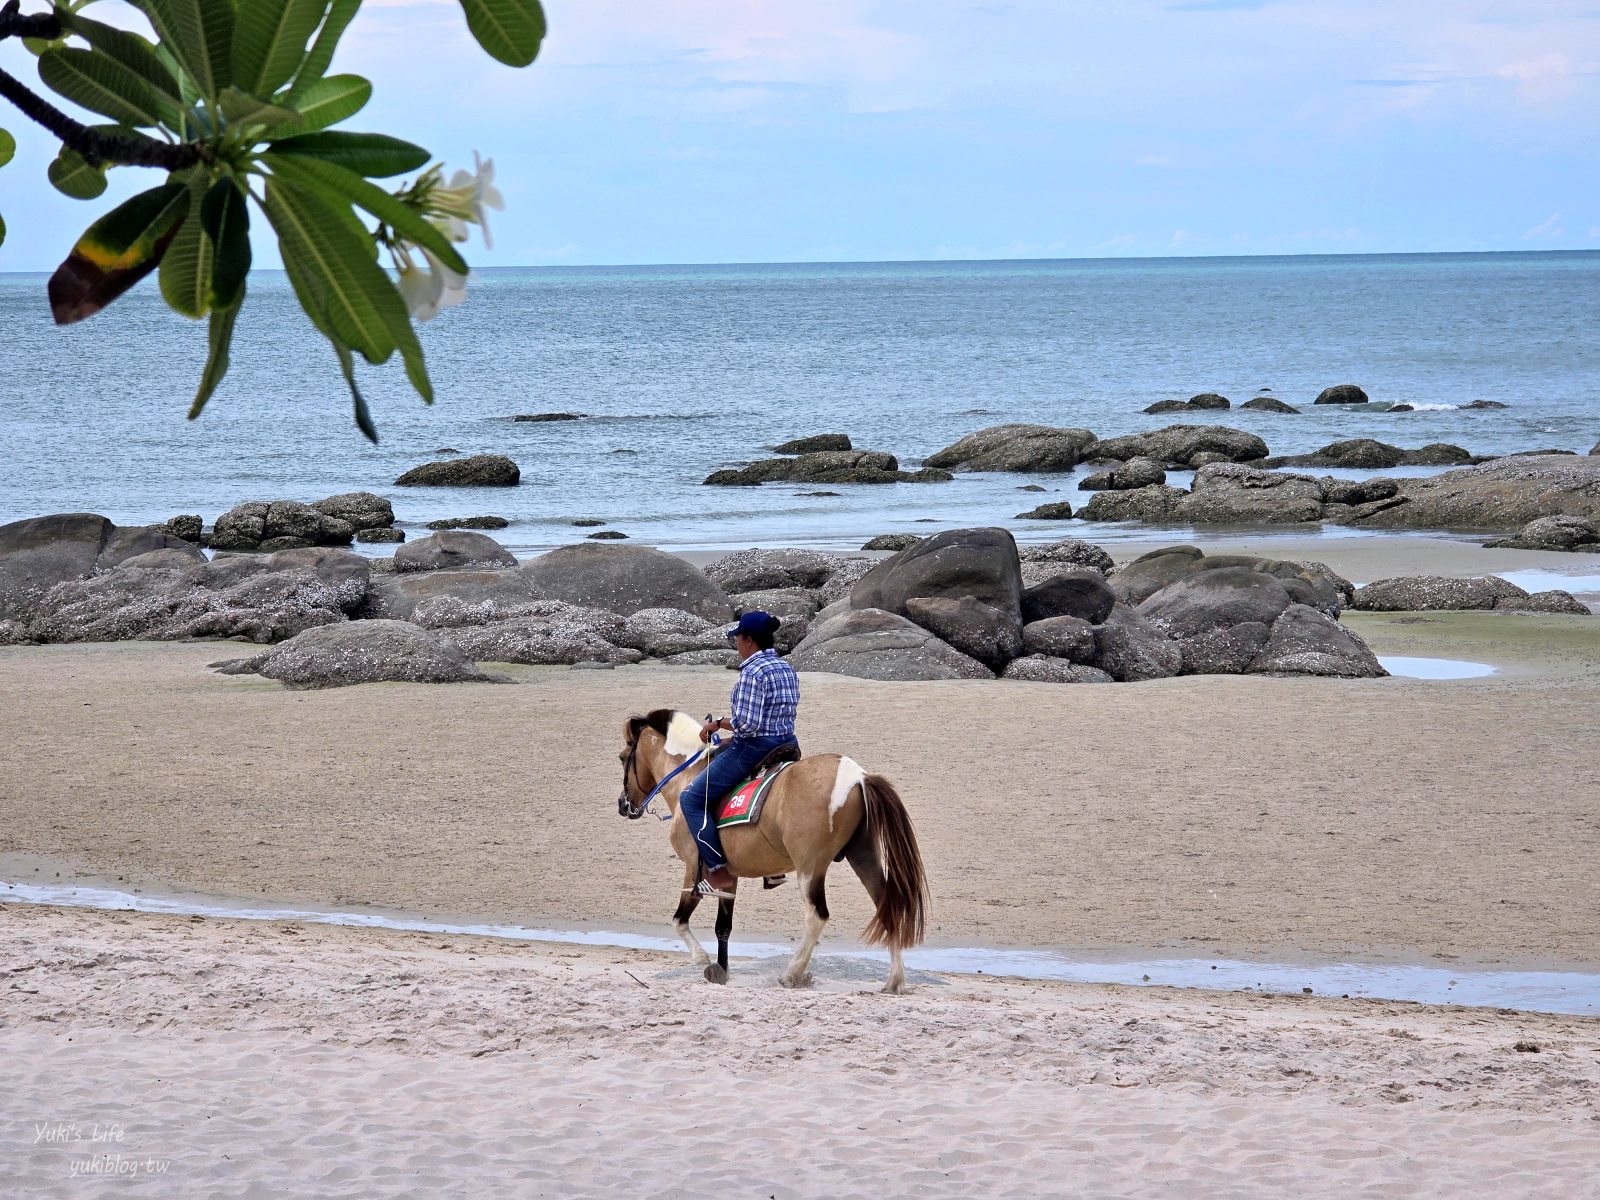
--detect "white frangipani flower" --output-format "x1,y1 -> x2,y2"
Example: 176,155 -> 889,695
394,242 -> 467,322
387,154 -> 504,321
428,152 -> 505,248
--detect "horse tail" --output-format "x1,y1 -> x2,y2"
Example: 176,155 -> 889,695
858,774 -> 929,951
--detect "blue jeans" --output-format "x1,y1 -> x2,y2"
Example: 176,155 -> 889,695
679,735 -> 796,873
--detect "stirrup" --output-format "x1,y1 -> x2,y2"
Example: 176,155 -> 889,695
762,875 -> 788,890
694,879 -> 737,901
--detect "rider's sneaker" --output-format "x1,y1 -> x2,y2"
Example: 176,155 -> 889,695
762,875 -> 788,889
696,866 -> 738,900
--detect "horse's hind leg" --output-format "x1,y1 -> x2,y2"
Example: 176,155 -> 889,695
672,861 -> 710,968
780,872 -> 829,989
705,896 -> 735,985
846,832 -> 906,995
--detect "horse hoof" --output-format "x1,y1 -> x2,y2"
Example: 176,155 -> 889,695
704,964 -> 728,984
779,972 -> 813,990
882,980 -> 907,996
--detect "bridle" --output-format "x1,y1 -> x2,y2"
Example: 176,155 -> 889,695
617,725 -> 712,822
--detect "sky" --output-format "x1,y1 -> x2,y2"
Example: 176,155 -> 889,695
1,0 -> 1598,269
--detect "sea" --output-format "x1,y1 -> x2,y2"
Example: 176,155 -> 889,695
2,250 -> 1596,554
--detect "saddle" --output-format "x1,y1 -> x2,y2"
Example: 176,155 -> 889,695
714,742 -> 801,830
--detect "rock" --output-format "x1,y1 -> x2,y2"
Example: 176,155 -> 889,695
924,424 -> 1098,473
445,616 -> 642,665
1139,566 -> 1295,639
572,519 -> 606,528
159,514 -> 203,543
1355,455 -> 1600,531
1188,392 -> 1230,410
1262,439 -> 1404,470
1080,485 -> 1186,523
118,546 -> 206,571
263,548 -> 372,610
313,492 -> 395,531
662,649 -> 740,667
227,620 -> 497,687
394,531 -> 517,573
1403,443 -> 1474,466
1351,575 -> 1529,611
1292,561 -> 1356,613
1315,384 -> 1369,405
774,433 -> 851,454
521,543 -> 733,621
704,450 -> 949,486
1143,399 -> 1191,415
1019,538 -> 1115,575
357,526 -> 405,544
800,491 -> 842,497
730,587 -> 824,619
788,607 -> 994,681
817,558 -> 877,604
363,568 -> 538,623
512,412 -> 585,422
1091,606 -> 1181,682
394,454 -> 520,487
1173,621 -> 1274,675
1089,425 -> 1268,468
1240,397 -> 1299,414
1247,604 -> 1386,677
207,502 -> 268,550
1389,404 -> 1415,413
1020,615 -> 1097,662
851,527 -> 1023,624
257,536 -> 314,553
1484,515 -> 1600,552
1495,590 -> 1590,615
1462,400 -> 1509,410
0,513 -> 193,621
1001,657 -> 1113,683
903,595 -> 1022,670
1177,463 -> 1325,524
862,534 -> 921,552
1017,484 -> 1047,493
1020,570 -> 1116,625
706,548 -> 843,593
1078,457 -> 1167,491
427,516 -> 509,531
615,608 -> 729,657
1015,501 -> 1075,520
1107,545 -> 1206,605
588,531 -> 629,539
1322,477 -> 1399,506
210,500 -> 353,550
1590,440 -> 1599,456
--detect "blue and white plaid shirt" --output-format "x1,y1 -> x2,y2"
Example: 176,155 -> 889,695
728,649 -> 800,738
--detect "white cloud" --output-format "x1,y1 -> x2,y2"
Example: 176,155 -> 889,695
1522,212 -> 1566,239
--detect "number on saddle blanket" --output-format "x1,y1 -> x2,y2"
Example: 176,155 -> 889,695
715,762 -> 795,829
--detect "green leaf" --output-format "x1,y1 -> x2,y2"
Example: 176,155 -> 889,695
39,46 -> 170,128
0,128 -> 14,170
63,14 -> 185,120
200,178 -> 251,310
265,130 -> 429,178
218,87 -> 300,128
134,0 -> 235,99
160,173 -> 215,318
48,181 -> 191,324
47,148 -> 109,200
262,151 -> 467,275
333,339 -> 380,442
272,73 -> 370,137
233,0 -> 329,98
189,290 -> 242,419
285,0 -> 361,99
457,0 -> 545,68
263,177 -> 398,362
0,212 -> 6,250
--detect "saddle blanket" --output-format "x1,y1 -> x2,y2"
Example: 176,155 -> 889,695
716,762 -> 794,829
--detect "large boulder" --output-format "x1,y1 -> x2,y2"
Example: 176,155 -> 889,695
443,617 -> 643,665
220,621 -> 498,688
1350,575 -> 1530,611
1109,546 -> 1206,605
208,500 -> 354,551
924,424 -> 1098,473
1000,657 -> 1113,683
1109,546 -> 1346,616
1087,425 -> 1268,468
850,527 -> 1023,623
1496,590 -> 1591,615
260,548 -> 371,613
1018,538 -> 1114,575
903,595 -> 1022,671
788,607 -> 994,681
1020,569 -> 1116,624
1078,457 -> 1166,491
1079,485 -> 1186,523
394,530 -> 518,573
1354,455 -> 1600,531
730,587 -> 823,619
312,492 -> 395,531
1138,567 -> 1295,638
1176,463 -> 1325,524
394,455 -> 521,487
1090,606 -> 1181,682
0,513 -> 193,621
1020,615 -> 1097,662
1315,384 -> 1369,405
521,543 -> 733,622
1247,605 -> 1386,677
705,548 -> 843,593
615,608 -> 730,657
363,568 -> 538,622
1484,515 -> 1600,552
774,433 -> 851,454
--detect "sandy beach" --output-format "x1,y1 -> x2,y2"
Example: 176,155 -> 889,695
3,532 -> 1599,1194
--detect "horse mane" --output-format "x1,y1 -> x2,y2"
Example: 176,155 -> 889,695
628,709 -> 703,758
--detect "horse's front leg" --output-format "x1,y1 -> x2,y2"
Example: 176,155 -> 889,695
706,892 -> 735,985
672,859 -> 710,968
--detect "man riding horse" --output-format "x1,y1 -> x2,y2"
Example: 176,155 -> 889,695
679,610 -> 800,900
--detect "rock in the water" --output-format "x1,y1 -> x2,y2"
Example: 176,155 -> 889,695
788,607 -> 994,681
851,527 -> 1023,623
313,492 -> 395,531
1079,457 -> 1167,492
1018,538 -> 1115,575
357,526 -> 405,544
1321,478 -> 1399,506
1262,439 -> 1404,470
1080,485 -> 1187,523
705,548 -> 843,593
924,424 -> 1098,473
1314,384 -> 1369,405
159,514 -> 203,543
1240,396 -> 1299,414
903,595 -> 1023,670
1483,515 -> 1600,552
1020,570 -> 1116,625
1462,400 -> 1509,410
512,412 -> 585,422
228,620 -> 496,687
522,543 -> 733,621
1494,590 -> 1591,615
394,530 -> 517,573
862,534 -> 921,552
1000,657 -> 1113,683
1403,443 -> 1475,466
1091,606 -> 1181,682
0,513 -> 193,621
1247,604 -> 1386,677
427,515 -> 509,531
1089,425 -> 1268,468
704,451 -> 948,486
1143,400 -> 1190,415
209,500 -> 354,550
572,519 -> 606,527
1020,615 -> 1097,662
1015,501 -> 1075,520
1177,463 -> 1325,524
588,530 -> 629,539
774,433 -> 852,454
1389,404 -> 1415,413
394,454 -> 521,487
1144,393 -> 1229,414
1350,575 -> 1530,611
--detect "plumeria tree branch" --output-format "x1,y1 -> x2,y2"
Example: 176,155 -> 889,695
0,63 -> 203,168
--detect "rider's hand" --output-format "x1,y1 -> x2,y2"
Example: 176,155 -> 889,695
699,721 -> 717,743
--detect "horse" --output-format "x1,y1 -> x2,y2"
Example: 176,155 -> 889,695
616,709 -> 929,993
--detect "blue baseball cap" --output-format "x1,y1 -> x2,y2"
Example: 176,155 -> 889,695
725,611 -> 781,640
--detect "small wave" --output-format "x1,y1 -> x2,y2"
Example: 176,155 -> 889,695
1403,403 -> 1458,412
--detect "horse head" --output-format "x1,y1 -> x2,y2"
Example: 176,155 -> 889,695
617,709 -> 701,819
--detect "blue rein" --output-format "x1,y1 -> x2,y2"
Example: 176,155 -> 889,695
641,736 -> 718,821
